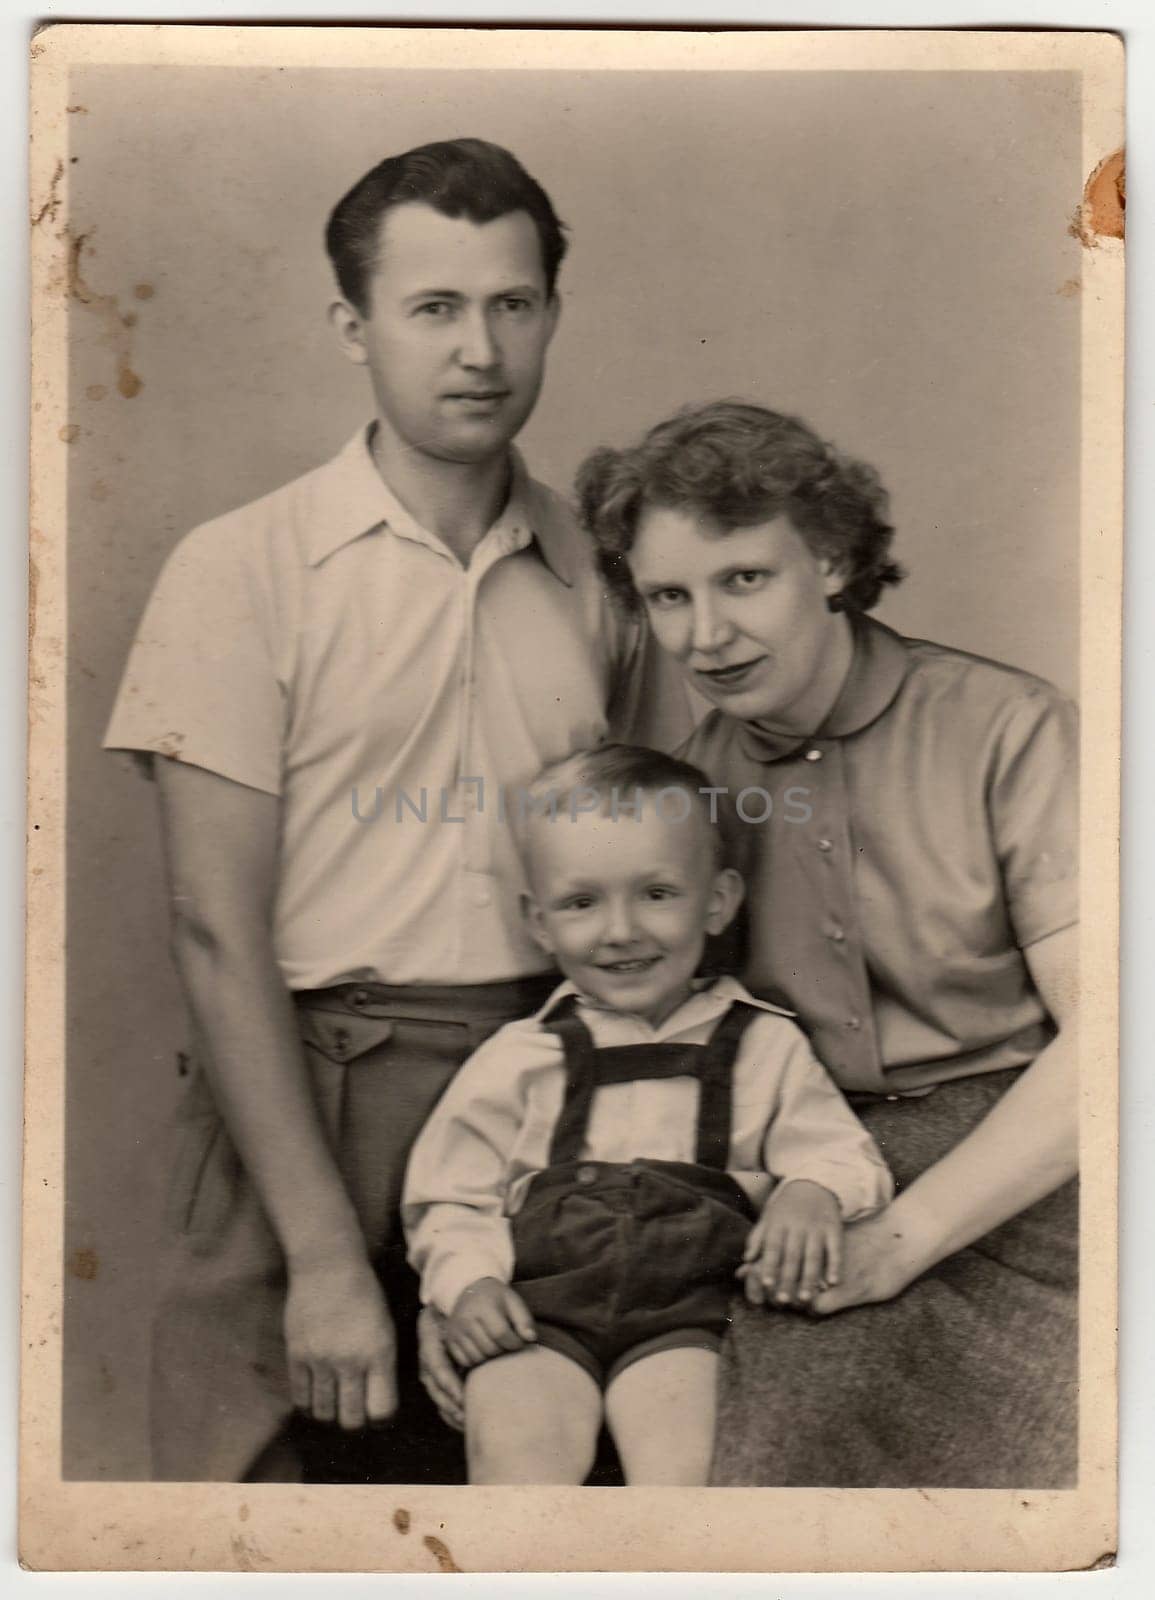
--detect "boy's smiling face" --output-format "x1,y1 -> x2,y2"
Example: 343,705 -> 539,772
522,801 -> 743,1027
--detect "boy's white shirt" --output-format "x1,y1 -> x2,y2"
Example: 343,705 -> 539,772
402,975 -> 894,1316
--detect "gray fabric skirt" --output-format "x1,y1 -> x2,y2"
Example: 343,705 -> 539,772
710,1067 -> 1078,1488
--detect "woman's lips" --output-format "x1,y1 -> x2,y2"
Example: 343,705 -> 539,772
695,657 -> 766,692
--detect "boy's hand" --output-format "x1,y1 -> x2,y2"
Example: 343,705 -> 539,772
446,1277 -> 537,1369
418,1306 -> 466,1432
738,1179 -> 843,1309
285,1257 -> 398,1429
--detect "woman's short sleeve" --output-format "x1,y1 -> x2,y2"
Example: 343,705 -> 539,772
102,519 -> 285,795
988,686 -> 1078,949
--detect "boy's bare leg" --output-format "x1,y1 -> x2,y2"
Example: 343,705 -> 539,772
604,1346 -> 719,1485
464,1346 -> 602,1484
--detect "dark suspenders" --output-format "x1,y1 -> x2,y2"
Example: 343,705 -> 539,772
542,996 -> 761,1170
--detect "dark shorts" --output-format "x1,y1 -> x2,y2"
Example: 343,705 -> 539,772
510,1158 -> 755,1388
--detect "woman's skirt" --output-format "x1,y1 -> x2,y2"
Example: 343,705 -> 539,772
710,1066 -> 1078,1488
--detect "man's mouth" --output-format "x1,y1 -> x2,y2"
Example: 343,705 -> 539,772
443,389 -> 510,405
695,656 -> 766,690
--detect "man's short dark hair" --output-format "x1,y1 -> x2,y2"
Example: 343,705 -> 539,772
575,400 -> 905,616
325,138 -> 568,315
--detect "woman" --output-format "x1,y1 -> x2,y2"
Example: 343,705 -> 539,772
568,400 -> 1079,1488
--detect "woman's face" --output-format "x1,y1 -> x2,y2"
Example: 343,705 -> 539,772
627,506 -> 850,731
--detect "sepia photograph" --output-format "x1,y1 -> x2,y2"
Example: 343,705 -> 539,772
24,22 -> 1122,1573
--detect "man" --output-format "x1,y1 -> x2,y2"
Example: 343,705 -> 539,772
104,139 -> 685,1483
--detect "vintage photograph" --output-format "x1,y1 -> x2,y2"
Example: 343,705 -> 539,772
24,24 -> 1121,1573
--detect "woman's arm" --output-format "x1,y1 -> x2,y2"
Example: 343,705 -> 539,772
812,922 -> 1077,1313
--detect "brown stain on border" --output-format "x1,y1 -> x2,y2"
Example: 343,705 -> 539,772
392,1508 -> 411,1534
32,159 -> 63,229
423,1534 -> 462,1573
1070,149 -> 1125,247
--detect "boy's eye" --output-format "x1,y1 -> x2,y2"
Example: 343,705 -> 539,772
560,895 -> 595,911
644,885 -> 678,901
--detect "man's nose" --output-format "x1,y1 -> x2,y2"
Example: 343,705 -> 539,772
456,308 -> 500,369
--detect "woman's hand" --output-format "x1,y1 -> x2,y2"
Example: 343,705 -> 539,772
808,1203 -> 938,1315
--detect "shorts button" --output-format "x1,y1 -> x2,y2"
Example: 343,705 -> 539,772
576,1164 -> 599,1186
885,1094 -> 900,1102
805,748 -> 823,763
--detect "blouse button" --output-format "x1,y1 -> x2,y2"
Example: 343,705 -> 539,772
817,838 -> 833,853
827,924 -> 846,943
846,1015 -> 862,1030
805,748 -> 824,762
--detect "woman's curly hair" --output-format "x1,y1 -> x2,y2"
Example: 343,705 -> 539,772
575,400 -> 904,615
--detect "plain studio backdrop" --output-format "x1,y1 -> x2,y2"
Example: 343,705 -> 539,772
62,64 -> 1080,1477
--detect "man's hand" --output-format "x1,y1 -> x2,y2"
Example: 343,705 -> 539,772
445,1277 -> 537,1370
284,1258 -> 398,1430
418,1305 -> 466,1432
738,1178 -> 842,1308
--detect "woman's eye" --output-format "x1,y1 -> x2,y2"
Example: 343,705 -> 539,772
727,570 -> 769,592
561,896 -> 594,911
645,588 -> 687,611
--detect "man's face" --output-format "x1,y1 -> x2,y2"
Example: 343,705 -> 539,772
337,202 -> 559,465
627,507 -> 847,731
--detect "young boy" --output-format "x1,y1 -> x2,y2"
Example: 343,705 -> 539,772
402,746 -> 892,1485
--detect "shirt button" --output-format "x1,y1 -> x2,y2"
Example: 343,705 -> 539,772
576,1164 -> 599,1186
805,748 -> 823,762
885,1094 -> 901,1103
817,838 -> 833,853
827,925 -> 846,943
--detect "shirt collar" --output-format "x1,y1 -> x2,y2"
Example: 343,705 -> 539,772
304,424 -> 572,585
738,613 -> 912,763
535,973 -> 794,1037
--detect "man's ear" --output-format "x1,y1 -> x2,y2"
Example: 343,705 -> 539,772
704,867 -> 745,936
329,299 -> 369,368
543,293 -> 561,346
521,891 -> 555,954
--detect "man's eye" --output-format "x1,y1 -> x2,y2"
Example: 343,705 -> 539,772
500,296 -> 531,313
415,301 -> 452,318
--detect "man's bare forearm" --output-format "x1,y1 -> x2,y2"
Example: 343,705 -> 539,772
172,917 -> 368,1272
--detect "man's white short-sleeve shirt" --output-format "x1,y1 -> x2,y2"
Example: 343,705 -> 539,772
104,426 -> 685,988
